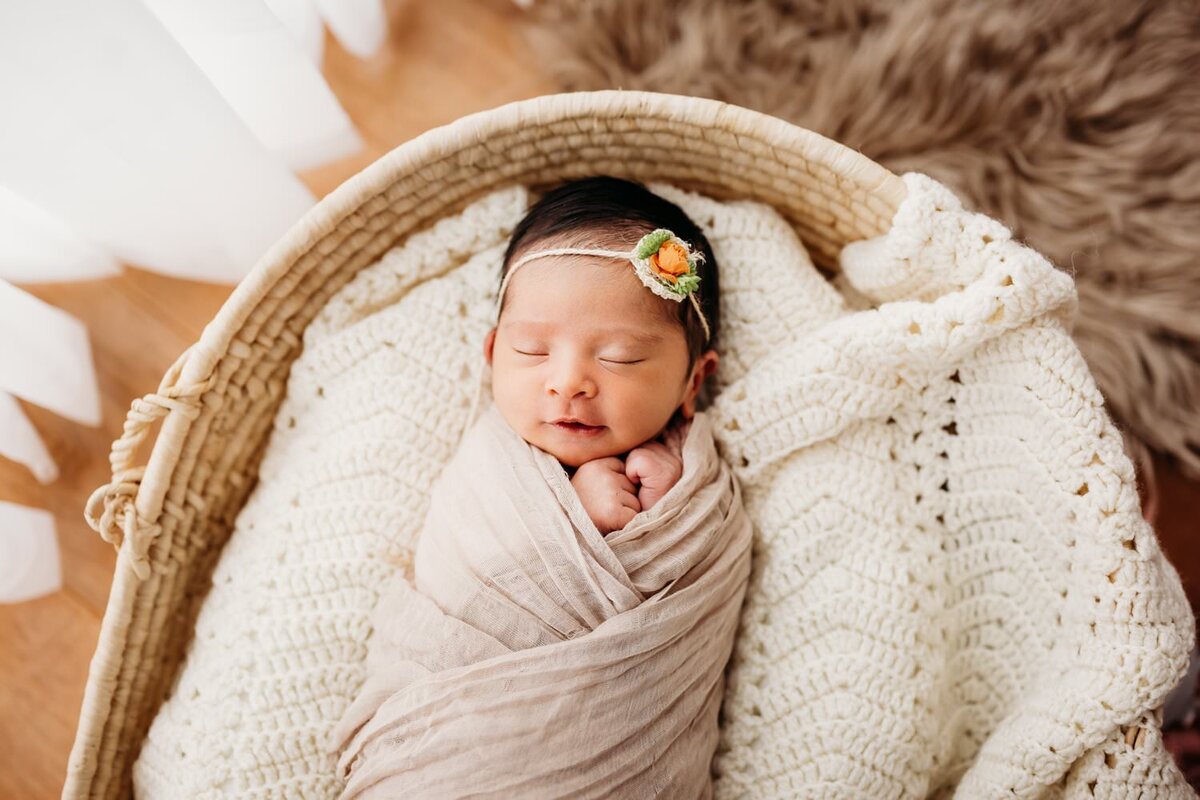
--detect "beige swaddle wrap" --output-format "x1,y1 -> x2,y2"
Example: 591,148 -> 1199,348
329,401 -> 754,798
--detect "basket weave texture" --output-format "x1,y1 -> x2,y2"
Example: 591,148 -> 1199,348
68,90 -> 903,798
69,90 -> 1191,799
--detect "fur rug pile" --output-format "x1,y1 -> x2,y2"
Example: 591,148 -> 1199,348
519,0 -> 1200,502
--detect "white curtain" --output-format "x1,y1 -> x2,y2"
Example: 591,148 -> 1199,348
0,0 -> 384,603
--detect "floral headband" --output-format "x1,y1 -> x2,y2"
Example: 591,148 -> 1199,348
495,228 -> 712,342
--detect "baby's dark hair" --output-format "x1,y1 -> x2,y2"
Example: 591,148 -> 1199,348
500,175 -> 720,367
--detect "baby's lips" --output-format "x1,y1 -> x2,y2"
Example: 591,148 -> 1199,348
552,417 -> 603,427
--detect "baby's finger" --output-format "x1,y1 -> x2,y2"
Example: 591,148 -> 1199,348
616,489 -> 641,513
624,450 -> 653,484
615,504 -> 638,528
596,456 -> 629,475
628,454 -> 678,488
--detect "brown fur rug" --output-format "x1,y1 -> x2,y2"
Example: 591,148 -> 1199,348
517,0 -> 1200,502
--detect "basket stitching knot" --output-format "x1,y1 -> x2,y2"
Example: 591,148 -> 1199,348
84,375 -> 215,580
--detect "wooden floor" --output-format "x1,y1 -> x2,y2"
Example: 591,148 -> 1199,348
0,1 -> 553,796
1,1 -> 1197,797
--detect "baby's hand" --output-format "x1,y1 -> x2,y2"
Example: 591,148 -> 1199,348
571,457 -> 641,534
624,442 -> 683,512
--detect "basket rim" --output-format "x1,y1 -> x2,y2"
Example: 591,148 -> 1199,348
183,88 -> 903,388
139,88 -> 906,554
68,88 -> 907,798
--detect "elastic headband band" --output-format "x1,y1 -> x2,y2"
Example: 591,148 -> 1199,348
496,228 -> 712,342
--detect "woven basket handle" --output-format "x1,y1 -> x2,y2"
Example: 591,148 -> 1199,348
84,345 -> 214,580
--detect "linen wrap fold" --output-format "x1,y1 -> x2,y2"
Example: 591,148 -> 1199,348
330,402 -> 754,798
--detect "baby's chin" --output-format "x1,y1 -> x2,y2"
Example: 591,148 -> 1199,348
531,427 -> 627,469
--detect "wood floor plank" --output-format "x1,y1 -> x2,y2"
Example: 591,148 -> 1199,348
2,1 -> 1197,797
0,592 -> 100,800
0,2 -> 552,796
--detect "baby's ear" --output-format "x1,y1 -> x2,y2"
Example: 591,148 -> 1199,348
682,350 -> 719,417
483,328 -> 497,365
694,350 -> 719,388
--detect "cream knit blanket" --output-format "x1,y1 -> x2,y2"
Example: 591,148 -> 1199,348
705,175 -> 1195,797
330,402 -> 753,798
131,174 -> 1195,799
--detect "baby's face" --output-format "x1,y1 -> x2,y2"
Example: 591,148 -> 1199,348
484,254 -> 715,468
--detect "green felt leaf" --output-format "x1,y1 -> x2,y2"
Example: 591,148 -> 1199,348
675,273 -> 701,295
636,229 -> 673,259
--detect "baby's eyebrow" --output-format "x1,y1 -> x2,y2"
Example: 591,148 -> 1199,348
501,321 -> 664,345
609,328 -> 665,345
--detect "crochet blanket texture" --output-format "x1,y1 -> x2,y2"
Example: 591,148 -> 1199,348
131,173 -> 1195,799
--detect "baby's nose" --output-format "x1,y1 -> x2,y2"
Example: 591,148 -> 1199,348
546,359 -> 596,398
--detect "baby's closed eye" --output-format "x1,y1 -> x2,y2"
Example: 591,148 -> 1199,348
511,345 -> 646,365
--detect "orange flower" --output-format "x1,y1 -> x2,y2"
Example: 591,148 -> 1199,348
650,240 -> 690,284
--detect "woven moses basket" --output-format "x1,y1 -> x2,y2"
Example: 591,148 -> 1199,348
67,90 -> 1195,798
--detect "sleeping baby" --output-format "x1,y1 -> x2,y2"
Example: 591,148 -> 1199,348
331,176 -> 754,799
483,175 -> 721,533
